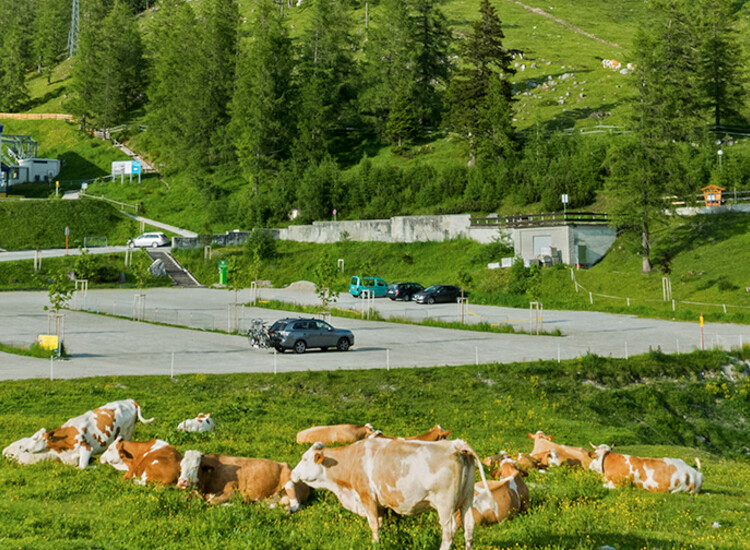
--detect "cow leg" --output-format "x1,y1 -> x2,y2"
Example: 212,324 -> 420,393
283,480 -> 300,513
361,499 -> 380,543
461,500 -> 476,550
437,506 -> 459,550
78,448 -> 93,470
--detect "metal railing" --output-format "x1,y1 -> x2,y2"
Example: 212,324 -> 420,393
471,212 -> 609,228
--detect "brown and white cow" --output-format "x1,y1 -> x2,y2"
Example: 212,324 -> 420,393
527,430 -> 592,468
296,423 -> 375,445
2,399 -> 154,469
100,437 -> 170,472
483,452 -> 539,476
177,451 -> 310,510
291,438 -> 488,550
125,445 -> 183,486
588,443 -> 704,494
177,413 -> 215,433
369,425 -> 452,441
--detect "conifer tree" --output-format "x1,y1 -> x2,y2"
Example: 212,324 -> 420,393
232,0 -> 295,179
448,0 -> 515,165
294,0 -> 358,164
0,0 -> 31,111
33,0 -> 69,83
696,0 -> 746,129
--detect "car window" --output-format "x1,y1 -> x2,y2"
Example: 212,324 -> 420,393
350,277 -> 358,285
424,285 -> 437,292
293,321 -> 307,330
315,321 -> 331,330
270,321 -> 287,332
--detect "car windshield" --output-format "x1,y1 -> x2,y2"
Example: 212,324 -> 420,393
270,320 -> 288,332
423,285 -> 438,292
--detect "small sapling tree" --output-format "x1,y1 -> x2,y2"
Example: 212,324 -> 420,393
315,250 -> 340,311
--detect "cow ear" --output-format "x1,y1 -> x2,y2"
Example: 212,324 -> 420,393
526,433 -> 534,439
122,449 -> 133,459
587,451 -> 595,458
548,434 -> 554,441
314,452 -> 324,465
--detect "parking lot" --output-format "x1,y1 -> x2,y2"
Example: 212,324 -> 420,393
1,286 -> 748,380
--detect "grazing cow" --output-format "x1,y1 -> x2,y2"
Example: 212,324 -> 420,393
291,438 -> 488,550
2,399 -> 154,469
296,423 -> 375,445
178,451 -> 310,510
369,425 -> 452,441
527,431 -> 591,468
177,413 -> 215,433
588,443 -> 704,494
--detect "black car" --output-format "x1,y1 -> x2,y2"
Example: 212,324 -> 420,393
268,317 -> 354,354
412,285 -> 462,304
385,282 -> 424,301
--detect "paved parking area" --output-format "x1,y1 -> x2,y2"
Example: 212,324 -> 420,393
1,287 -> 748,380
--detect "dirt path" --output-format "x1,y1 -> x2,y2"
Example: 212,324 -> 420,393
507,0 -> 621,49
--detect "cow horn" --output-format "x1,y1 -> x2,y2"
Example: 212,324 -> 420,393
589,441 -> 597,449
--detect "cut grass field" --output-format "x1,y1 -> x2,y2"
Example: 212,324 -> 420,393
0,349 -> 748,548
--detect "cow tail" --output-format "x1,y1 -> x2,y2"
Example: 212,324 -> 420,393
134,401 -> 155,424
695,458 -> 702,472
454,440 -> 490,494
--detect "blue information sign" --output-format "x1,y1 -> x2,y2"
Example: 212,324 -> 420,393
131,161 -> 141,174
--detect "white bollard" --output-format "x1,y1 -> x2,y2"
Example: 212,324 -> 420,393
475,346 -> 478,365
170,352 -> 175,379
50,356 -> 54,381
274,349 -> 277,375
557,344 -> 561,364
589,292 -> 593,305
625,341 -> 628,360
387,349 -> 390,371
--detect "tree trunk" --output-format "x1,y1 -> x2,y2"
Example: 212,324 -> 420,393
641,222 -> 652,273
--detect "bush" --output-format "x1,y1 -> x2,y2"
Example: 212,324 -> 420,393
243,228 -> 277,260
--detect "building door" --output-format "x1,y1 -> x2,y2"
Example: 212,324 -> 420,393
533,235 -> 552,256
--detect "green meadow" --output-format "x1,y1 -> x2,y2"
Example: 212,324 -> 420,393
1,349 -> 748,549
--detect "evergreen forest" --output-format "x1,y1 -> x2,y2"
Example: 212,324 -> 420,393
1,0 -> 749,273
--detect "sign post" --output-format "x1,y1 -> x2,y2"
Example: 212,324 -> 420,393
561,193 -> 569,217
65,226 -> 69,254
700,312 -> 704,350
55,181 -> 60,197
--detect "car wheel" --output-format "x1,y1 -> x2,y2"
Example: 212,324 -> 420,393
337,338 -> 350,351
403,293 -> 411,302
427,297 -> 435,305
293,340 -> 307,354
151,242 -> 158,248
275,345 -> 284,353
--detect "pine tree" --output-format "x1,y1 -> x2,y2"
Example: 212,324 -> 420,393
294,0 -> 358,164
385,93 -> 417,148
696,0 -> 746,129
33,0 -> 69,83
410,0 -> 451,129
0,0 -> 31,111
231,0 -> 295,179
69,0 -> 144,129
448,0 -> 515,165
631,0 -> 703,143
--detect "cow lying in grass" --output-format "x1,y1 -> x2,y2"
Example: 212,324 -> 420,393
2,399 -> 154,469
588,443 -> 704,494
177,413 -> 214,433
178,451 -> 310,510
527,430 -> 592,469
462,455 -> 530,526
296,423 -> 375,445
368,425 -> 452,441
100,437 -> 182,486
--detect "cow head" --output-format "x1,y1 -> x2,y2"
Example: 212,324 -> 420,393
291,442 -> 330,487
178,450 -> 203,489
432,425 -> 451,440
99,437 -> 129,470
499,457 -> 527,478
3,428 -> 49,461
364,423 -> 375,437
527,431 -> 553,441
587,443 -> 612,473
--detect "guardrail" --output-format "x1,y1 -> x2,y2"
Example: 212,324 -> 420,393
0,113 -> 74,121
80,192 -> 138,212
471,212 -> 609,228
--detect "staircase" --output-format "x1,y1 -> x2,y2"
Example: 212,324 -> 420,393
147,249 -> 202,288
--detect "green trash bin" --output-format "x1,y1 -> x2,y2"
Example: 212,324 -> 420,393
218,260 -> 228,285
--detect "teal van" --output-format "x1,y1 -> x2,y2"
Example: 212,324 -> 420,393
349,276 -> 388,298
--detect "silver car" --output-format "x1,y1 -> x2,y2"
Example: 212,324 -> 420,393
268,318 -> 354,354
128,232 -> 169,248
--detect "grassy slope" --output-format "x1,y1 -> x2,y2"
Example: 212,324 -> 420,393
0,349 -> 748,548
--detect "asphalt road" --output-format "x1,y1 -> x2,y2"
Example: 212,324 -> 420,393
1,287 -> 747,381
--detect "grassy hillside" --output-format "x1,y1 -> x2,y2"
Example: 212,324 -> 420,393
0,349 -> 748,548
0,200 -> 136,251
